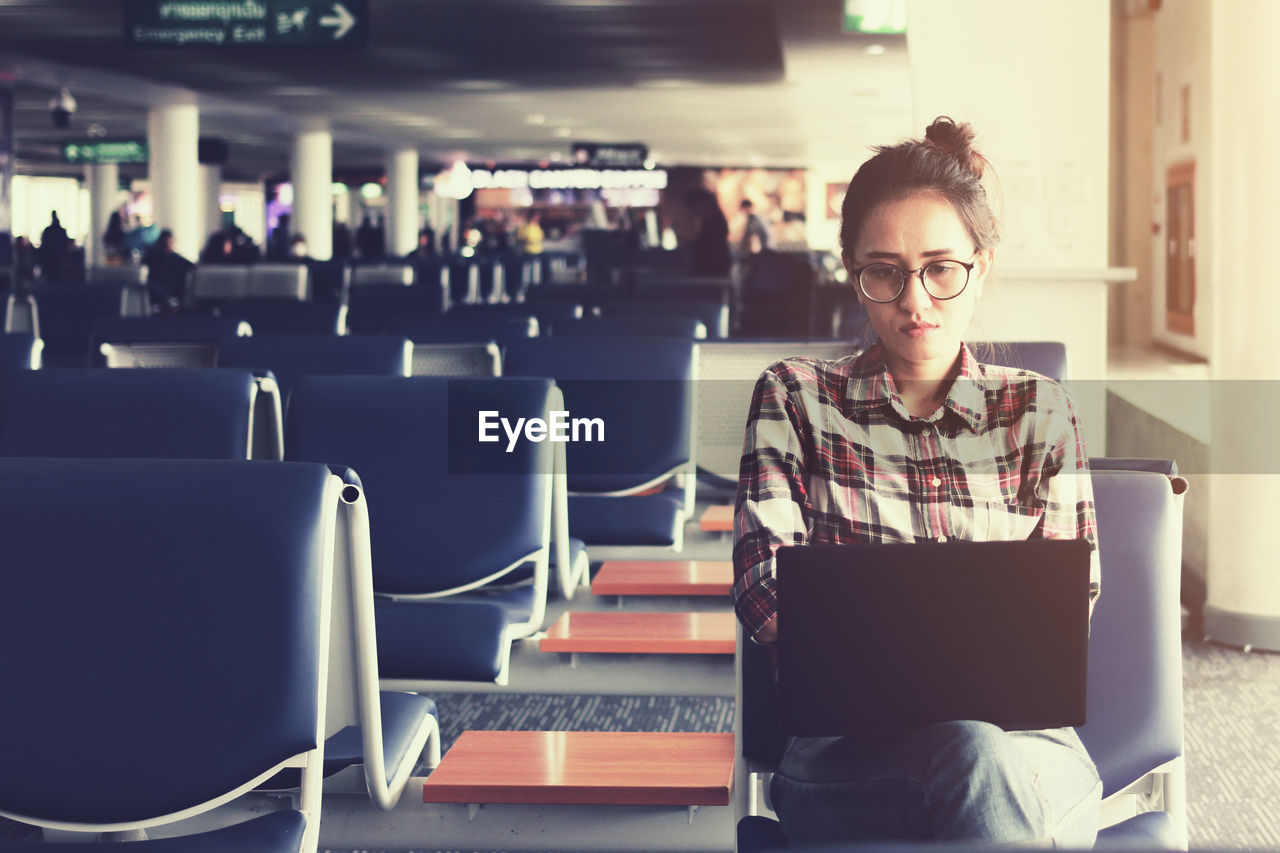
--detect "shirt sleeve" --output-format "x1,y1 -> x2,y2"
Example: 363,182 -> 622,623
732,365 -> 812,643
1034,383 -> 1102,607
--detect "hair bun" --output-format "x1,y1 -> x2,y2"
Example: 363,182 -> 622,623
924,116 -> 984,178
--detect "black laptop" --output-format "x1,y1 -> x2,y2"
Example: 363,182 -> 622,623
775,539 -> 1091,736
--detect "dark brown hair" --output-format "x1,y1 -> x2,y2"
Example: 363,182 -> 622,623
838,117 -> 1000,261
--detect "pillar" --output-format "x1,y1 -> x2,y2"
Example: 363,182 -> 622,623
1203,0 -> 1280,650
386,147 -> 419,257
291,119 -> 333,261
85,162 -> 119,268
146,96 -> 200,261
199,163 -> 222,245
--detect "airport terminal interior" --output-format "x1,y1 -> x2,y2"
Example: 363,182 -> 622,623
0,0 -> 1278,851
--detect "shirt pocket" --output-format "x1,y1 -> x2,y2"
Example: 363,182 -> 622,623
970,499 -> 1043,541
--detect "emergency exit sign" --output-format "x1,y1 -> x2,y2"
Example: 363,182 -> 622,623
62,140 -> 149,164
124,0 -> 368,47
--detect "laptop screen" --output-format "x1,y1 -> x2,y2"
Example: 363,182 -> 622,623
775,539 -> 1090,736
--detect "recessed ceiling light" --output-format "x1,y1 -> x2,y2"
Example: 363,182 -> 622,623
526,114 -> 547,126
864,44 -> 886,55
438,128 -> 479,139
553,128 -> 573,139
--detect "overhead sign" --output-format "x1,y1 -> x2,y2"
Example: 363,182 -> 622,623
124,0 -> 368,47
572,143 -> 649,169
842,0 -> 907,34
62,140 -> 149,164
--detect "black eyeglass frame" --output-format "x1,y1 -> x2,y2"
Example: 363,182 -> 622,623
850,255 -> 979,304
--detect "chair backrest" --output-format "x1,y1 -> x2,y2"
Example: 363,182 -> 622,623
1077,463 -> 1186,798
216,299 -> 346,335
93,314 -> 252,368
191,264 -> 252,301
0,458 -> 334,836
351,263 -> 415,286
696,339 -> 860,486
0,367 -> 267,460
346,284 -> 449,332
86,264 -> 148,286
970,340 -> 1069,381
285,376 -> 558,596
0,333 -> 42,370
599,295 -> 729,339
24,285 -> 129,367
375,311 -> 538,348
410,341 -> 502,376
504,336 -> 697,493
218,333 -> 412,404
553,315 -> 706,339
248,263 -> 310,300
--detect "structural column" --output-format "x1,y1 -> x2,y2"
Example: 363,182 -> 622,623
146,95 -> 200,261
85,162 -> 119,268
199,163 -> 222,246
385,146 -> 420,258
1204,0 -> 1280,650
291,119 -> 333,261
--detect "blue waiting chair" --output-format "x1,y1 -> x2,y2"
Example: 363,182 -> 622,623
0,333 -> 42,370
505,336 -> 699,550
17,285 -> 134,367
0,368 -> 279,461
217,333 -> 412,406
215,299 -> 346,335
970,340 -> 1069,380
92,315 -> 252,368
285,376 -> 564,684
733,458 -> 1189,850
0,458 -> 334,851
553,314 -> 707,339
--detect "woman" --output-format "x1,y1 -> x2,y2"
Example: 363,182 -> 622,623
732,117 -> 1103,846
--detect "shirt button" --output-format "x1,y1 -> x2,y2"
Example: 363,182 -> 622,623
937,535 -> 948,543
930,476 -> 942,487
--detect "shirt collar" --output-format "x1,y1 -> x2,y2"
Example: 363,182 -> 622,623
846,341 -> 987,432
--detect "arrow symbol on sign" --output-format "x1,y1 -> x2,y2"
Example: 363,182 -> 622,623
320,2 -> 355,39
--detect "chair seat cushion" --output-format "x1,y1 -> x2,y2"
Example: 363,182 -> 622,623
497,538 -> 589,594
451,583 -> 539,625
375,598 -> 509,682
1096,810 -> 1180,848
568,493 -> 683,546
259,691 -> 438,791
376,691 -> 439,787
0,810 -> 305,852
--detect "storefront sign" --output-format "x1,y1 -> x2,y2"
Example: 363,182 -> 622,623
62,139 -> 149,164
470,168 -> 668,191
571,143 -> 649,169
124,0 -> 368,47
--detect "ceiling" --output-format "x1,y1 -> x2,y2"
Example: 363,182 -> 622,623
0,0 -> 912,180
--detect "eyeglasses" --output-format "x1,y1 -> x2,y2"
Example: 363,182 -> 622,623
851,255 -> 978,303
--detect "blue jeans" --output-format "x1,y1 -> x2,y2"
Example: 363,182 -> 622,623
771,721 -> 1103,847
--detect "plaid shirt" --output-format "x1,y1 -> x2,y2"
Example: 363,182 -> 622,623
732,342 -> 1100,644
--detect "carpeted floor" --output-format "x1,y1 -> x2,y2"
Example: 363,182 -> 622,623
4,635 -> 1277,850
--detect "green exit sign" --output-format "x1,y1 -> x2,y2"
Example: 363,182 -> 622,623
843,0 -> 907,34
124,0 -> 368,47
62,140 -> 149,164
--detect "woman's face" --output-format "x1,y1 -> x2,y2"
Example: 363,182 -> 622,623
845,192 -> 992,380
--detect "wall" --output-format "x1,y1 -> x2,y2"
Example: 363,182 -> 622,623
904,0 -> 1111,272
